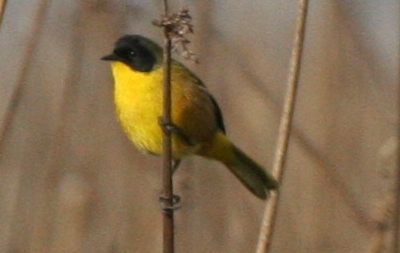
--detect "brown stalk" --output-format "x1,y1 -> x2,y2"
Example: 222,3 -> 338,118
392,37 -> 400,253
154,4 -> 195,253
160,1 -> 175,253
0,0 -> 8,29
255,0 -> 309,252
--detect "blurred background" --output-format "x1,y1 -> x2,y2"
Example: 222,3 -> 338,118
0,0 -> 399,252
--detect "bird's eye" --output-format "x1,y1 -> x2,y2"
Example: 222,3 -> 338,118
129,50 -> 135,57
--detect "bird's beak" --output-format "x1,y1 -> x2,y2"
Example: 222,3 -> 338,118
101,53 -> 118,61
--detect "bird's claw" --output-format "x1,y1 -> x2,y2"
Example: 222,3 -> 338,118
159,194 -> 181,212
158,117 -> 196,146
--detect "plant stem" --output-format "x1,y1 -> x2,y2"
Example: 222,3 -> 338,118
392,49 -> 400,253
161,1 -> 174,253
255,0 -> 309,252
0,0 -> 7,27
0,0 -> 8,29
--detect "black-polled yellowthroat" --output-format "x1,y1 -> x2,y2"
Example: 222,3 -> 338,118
102,35 -> 278,199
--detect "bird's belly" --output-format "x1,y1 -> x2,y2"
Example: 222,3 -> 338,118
120,106 -> 163,154
116,95 -> 201,159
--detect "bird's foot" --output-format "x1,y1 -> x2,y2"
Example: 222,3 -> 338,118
158,117 -> 196,146
159,194 -> 181,212
172,159 -> 181,174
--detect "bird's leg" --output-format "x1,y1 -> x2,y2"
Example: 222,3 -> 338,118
172,159 -> 181,174
158,117 -> 196,146
159,194 -> 181,211
158,159 -> 182,211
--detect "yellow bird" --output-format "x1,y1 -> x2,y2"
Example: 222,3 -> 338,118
102,35 -> 278,199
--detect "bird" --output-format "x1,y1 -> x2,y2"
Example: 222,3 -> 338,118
102,34 -> 278,199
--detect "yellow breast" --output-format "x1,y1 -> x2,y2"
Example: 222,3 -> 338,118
111,61 -> 202,158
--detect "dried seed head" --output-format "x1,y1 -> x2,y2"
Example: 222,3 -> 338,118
153,7 -> 198,63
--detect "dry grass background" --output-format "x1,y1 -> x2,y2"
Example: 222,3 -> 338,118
0,0 -> 399,253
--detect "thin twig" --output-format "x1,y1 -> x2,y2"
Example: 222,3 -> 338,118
392,42 -> 400,253
161,27 -> 175,253
391,11 -> 400,247
162,0 -> 169,14
0,0 -> 49,153
255,1 -> 309,253
154,5 -> 196,253
0,0 -> 8,29
160,1 -> 175,253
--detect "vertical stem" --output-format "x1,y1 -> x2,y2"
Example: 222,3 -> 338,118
161,1 -> 174,253
162,32 -> 174,253
255,0 -> 309,252
392,25 -> 400,252
391,4 -> 400,251
0,0 -> 8,29
163,0 -> 169,15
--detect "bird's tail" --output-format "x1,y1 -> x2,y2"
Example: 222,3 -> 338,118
228,145 -> 278,199
199,132 -> 278,199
